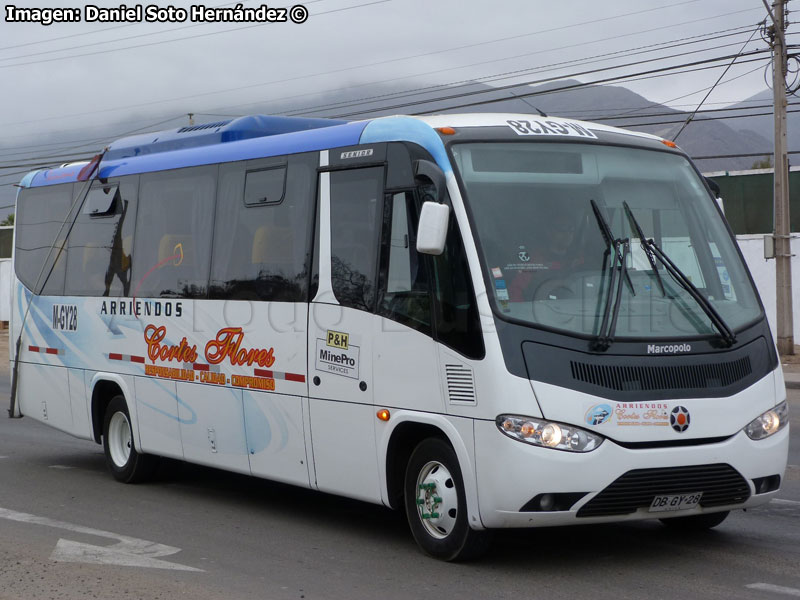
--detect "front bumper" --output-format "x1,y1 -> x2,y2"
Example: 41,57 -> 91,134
474,419 -> 789,528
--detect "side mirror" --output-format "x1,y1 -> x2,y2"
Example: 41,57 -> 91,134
414,159 -> 446,203
416,202 -> 450,255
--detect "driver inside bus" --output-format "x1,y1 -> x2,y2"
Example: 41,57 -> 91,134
507,209 -> 583,301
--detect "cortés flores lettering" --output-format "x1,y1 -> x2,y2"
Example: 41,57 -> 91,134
144,325 -> 198,363
205,327 -> 275,368
142,325 -> 276,368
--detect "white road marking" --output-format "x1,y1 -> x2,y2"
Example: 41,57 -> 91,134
48,465 -> 74,470
747,584 -> 800,597
772,499 -> 800,506
0,505 -> 202,572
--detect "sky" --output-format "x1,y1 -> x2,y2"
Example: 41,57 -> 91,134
0,0 -> 786,215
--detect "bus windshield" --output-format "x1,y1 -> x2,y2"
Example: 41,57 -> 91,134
450,142 -> 762,340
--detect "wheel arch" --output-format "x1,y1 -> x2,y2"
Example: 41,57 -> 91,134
89,373 -> 137,445
378,412 -> 484,530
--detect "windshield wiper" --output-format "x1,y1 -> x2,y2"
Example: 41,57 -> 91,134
590,200 -> 634,351
622,201 -> 666,297
622,201 -> 736,347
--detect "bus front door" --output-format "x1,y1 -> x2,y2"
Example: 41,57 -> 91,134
307,166 -> 383,503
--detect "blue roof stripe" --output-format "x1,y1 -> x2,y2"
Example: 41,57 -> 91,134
359,117 -> 451,174
27,120 -> 370,188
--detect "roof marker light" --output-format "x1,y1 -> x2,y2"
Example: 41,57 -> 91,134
661,139 -> 678,148
436,127 -> 456,135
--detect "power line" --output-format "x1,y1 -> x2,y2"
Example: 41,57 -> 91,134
0,1 -> 750,131
0,24 -> 765,157
327,48 -> 771,118
0,58 -> 774,174
591,100 -> 800,122
0,0 -> 268,58
693,151 -> 800,160
673,20 -> 766,141
0,115 -> 187,160
0,52 -> 773,169
612,107 -> 800,128
175,11 -> 765,120
279,25 -> 763,118
0,1 -> 390,71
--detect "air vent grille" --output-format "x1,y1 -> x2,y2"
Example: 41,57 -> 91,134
445,364 -> 476,404
177,120 -> 232,133
577,464 -> 750,518
570,356 -> 752,392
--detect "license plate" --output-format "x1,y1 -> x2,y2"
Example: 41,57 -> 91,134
649,492 -> 703,512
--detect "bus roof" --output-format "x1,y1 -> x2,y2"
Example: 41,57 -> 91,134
20,113 -> 672,189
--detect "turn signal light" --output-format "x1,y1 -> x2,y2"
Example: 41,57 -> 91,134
377,409 -> 391,422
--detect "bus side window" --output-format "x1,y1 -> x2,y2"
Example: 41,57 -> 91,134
431,210 -> 485,360
377,192 -> 432,335
65,177 -> 138,297
328,167 -> 384,312
210,154 -> 314,301
132,166 -> 216,299
14,183 -> 75,295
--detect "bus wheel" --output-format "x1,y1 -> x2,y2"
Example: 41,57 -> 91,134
404,438 -> 489,561
103,395 -> 156,483
660,511 -> 729,530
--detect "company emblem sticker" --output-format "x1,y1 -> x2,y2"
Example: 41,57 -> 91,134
340,149 -> 374,159
670,406 -> 691,433
326,329 -> 349,350
585,403 -> 613,426
316,338 -> 359,379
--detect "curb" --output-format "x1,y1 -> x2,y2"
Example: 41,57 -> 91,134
786,380 -> 800,390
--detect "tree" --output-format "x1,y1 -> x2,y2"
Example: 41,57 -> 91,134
751,156 -> 773,169
0,213 -> 14,226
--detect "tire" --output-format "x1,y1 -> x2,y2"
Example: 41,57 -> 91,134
404,438 -> 489,561
660,510 -> 729,530
102,395 -> 156,483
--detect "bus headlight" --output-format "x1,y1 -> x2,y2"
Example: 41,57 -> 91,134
497,415 -> 604,452
744,401 -> 789,440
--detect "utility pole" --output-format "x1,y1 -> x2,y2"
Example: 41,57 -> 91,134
766,0 -> 794,355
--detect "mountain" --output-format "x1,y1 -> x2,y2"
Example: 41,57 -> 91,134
0,78 -> 789,216
268,77 -> 781,172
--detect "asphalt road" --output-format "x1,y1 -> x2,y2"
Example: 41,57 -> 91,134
0,373 -> 798,600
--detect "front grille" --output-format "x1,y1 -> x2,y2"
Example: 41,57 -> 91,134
570,357 -> 752,392
577,464 -> 750,518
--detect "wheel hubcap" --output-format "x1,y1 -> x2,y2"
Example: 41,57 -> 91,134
415,461 -> 458,539
108,412 -> 132,468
